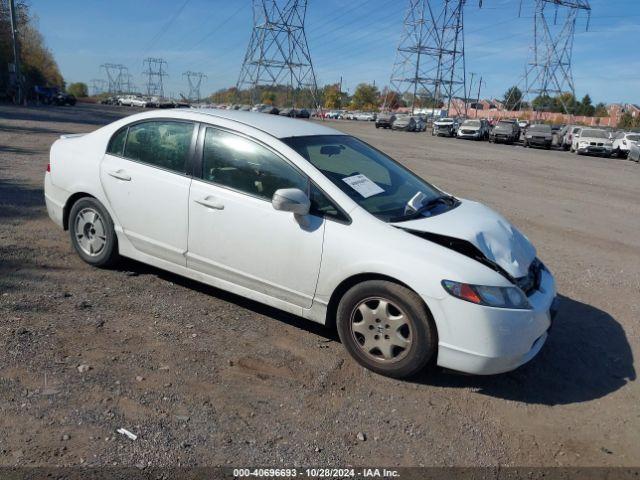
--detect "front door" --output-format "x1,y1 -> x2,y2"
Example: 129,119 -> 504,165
100,120 -> 196,265
186,126 -> 324,308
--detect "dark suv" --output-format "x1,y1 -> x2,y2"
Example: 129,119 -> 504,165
375,113 -> 396,129
490,120 -> 520,144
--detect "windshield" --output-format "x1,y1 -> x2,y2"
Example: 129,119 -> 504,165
581,129 -> 609,139
462,120 -> 480,127
282,135 -> 448,222
439,118 -> 454,123
496,121 -> 513,128
529,124 -> 551,132
627,134 -> 640,142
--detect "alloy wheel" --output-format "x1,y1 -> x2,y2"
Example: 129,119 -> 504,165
350,297 -> 412,363
74,208 -> 107,257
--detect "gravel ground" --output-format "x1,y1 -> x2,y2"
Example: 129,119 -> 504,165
0,103 -> 638,468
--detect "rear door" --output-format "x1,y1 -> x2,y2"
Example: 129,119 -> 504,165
100,120 -> 197,265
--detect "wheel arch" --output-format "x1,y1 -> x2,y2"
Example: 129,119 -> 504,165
324,273 -> 436,334
62,192 -> 96,231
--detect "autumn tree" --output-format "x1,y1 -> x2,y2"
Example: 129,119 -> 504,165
1,1 -> 63,99
351,83 -> 380,111
67,82 -> 88,98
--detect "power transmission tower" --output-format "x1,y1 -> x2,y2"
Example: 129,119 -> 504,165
183,71 -> 207,103
521,0 -> 591,115
386,0 -> 474,116
143,57 -> 168,99
237,0 -> 320,109
90,79 -> 108,96
100,64 -> 129,95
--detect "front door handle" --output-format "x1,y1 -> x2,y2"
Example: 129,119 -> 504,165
195,196 -> 225,210
108,169 -> 131,181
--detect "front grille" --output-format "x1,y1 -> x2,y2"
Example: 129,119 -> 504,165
462,130 -> 476,134
516,259 -> 542,296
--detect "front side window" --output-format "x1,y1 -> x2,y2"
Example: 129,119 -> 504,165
123,121 -> 194,173
283,135 -> 450,222
202,127 -> 307,200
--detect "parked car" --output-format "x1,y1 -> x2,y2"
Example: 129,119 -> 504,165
559,125 -> 581,151
355,112 -> 376,122
130,96 -> 149,108
612,131 -> 640,158
279,108 -> 297,118
375,113 -> 396,129
44,109 -> 557,378
628,138 -> 640,162
117,95 -> 136,106
259,105 -> 280,115
457,119 -> 489,140
53,92 -> 77,106
99,96 -> 119,105
571,128 -> 613,156
432,117 -> 458,137
413,115 -> 427,132
489,120 -> 520,144
523,123 -> 553,149
295,109 -> 311,119
391,114 -> 416,132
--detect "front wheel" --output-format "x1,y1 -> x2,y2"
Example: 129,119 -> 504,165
69,197 -> 120,267
336,280 -> 437,378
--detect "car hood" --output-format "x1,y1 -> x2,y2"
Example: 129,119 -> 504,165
393,199 -> 536,278
434,121 -> 453,126
460,125 -> 480,131
494,125 -> 513,132
579,136 -> 612,143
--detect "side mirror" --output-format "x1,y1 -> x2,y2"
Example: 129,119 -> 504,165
272,188 -> 310,216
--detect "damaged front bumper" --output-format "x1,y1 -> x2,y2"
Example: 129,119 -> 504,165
431,267 -> 557,375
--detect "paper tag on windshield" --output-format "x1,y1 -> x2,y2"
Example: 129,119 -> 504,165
342,174 -> 385,198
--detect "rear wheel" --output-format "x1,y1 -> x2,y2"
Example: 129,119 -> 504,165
336,280 -> 437,378
69,197 -> 119,267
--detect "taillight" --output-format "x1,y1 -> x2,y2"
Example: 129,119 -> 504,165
46,163 -> 50,172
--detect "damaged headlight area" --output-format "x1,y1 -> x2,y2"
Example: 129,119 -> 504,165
441,280 -> 532,310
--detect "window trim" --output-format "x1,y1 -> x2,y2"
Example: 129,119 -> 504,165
104,118 -> 199,177
195,123 -> 351,224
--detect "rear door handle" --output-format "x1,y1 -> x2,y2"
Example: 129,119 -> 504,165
107,169 -> 131,181
195,196 -> 225,210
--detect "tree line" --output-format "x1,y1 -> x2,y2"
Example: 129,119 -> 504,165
0,0 -> 64,101
501,86 -> 608,117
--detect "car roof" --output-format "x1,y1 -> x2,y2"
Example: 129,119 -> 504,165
136,108 -> 346,139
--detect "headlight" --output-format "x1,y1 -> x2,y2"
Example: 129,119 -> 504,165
442,280 -> 531,309
579,141 -> 589,147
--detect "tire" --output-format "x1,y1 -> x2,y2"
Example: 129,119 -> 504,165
69,197 -> 120,267
336,280 -> 437,379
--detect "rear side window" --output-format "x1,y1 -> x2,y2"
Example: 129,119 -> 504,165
107,128 -> 127,156
123,121 -> 194,173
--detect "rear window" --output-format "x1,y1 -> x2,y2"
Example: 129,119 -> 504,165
530,124 -> 551,132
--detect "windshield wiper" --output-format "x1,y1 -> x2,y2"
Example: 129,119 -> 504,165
391,195 -> 456,222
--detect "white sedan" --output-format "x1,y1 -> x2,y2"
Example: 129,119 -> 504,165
44,109 -> 557,378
